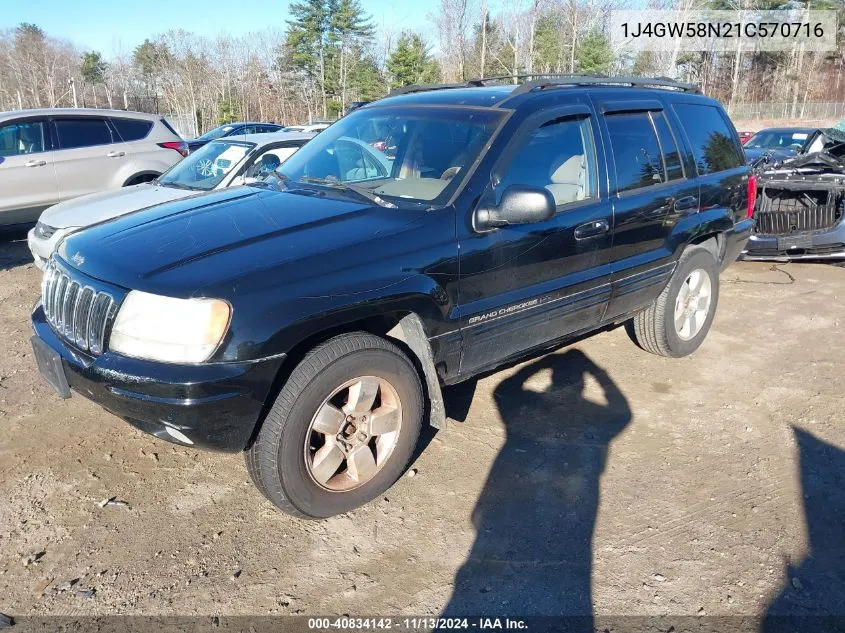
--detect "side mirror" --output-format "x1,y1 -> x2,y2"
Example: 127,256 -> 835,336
473,185 -> 556,232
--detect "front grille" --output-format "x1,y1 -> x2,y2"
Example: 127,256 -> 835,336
755,188 -> 843,236
41,260 -> 115,355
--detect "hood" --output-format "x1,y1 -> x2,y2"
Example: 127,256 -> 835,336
744,146 -> 798,165
39,183 -> 200,229
58,186 -> 427,296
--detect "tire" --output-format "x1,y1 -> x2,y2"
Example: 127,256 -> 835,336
628,245 -> 720,358
245,332 -> 423,519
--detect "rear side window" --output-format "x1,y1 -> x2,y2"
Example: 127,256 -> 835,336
110,118 -> 153,141
0,120 -> 45,156
605,112 -> 664,193
53,118 -> 113,149
673,103 -> 744,174
651,112 -> 684,181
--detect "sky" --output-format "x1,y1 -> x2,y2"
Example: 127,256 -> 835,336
0,0 -> 431,56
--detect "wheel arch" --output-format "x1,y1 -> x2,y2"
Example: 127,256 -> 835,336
244,308 -> 447,452
122,171 -> 161,186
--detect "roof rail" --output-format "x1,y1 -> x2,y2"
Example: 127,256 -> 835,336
503,75 -> 701,99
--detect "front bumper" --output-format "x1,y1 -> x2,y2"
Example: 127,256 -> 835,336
31,304 -> 285,452
722,218 -> 754,270
742,219 -> 845,261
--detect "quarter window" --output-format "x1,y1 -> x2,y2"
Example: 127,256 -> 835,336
110,118 -> 153,141
498,116 -> 597,207
0,121 -> 45,156
53,118 -> 113,149
673,103 -> 744,174
605,112 -> 665,193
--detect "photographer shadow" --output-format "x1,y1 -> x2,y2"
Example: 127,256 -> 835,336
442,348 -> 632,622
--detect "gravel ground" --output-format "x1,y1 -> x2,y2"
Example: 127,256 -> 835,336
0,230 -> 843,622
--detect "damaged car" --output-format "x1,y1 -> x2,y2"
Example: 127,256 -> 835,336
744,125 -> 845,261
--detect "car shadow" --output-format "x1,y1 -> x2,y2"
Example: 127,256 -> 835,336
442,348 -> 632,623
763,427 -> 845,632
0,225 -> 35,271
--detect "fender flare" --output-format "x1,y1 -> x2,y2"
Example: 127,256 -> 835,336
386,314 -> 447,430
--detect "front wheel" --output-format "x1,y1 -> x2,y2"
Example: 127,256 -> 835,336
246,332 -> 423,519
628,245 -> 720,357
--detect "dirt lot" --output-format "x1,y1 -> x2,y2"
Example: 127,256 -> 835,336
1,231 -> 844,622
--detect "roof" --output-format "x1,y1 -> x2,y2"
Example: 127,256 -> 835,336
374,85 -> 516,108
208,131 -> 315,147
0,108 -> 161,121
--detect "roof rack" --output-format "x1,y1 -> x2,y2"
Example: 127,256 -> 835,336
504,75 -> 701,98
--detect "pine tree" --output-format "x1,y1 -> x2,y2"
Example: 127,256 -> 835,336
387,32 -> 440,88
575,30 -> 612,75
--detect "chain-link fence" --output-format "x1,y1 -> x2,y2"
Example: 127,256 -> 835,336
728,101 -> 845,122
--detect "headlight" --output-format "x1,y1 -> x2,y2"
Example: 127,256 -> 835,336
109,291 -> 231,363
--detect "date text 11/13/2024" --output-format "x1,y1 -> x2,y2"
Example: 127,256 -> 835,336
307,617 -> 529,630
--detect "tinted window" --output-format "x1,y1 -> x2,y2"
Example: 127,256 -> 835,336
673,103 -> 744,174
0,120 -> 45,156
498,116 -> 597,207
111,118 -> 153,141
258,125 -> 281,133
651,112 -> 684,181
53,118 -> 113,149
605,113 -> 664,193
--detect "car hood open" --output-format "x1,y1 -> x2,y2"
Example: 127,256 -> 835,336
38,183 -> 201,230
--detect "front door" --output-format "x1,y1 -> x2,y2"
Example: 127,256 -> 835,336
456,107 -> 614,376
0,118 -> 59,223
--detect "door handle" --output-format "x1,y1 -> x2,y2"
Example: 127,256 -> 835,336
574,219 -> 610,240
106,151 -> 125,158
24,159 -> 47,167
673,196 -> 699,212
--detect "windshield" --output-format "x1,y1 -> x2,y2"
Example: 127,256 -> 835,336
158,140 -> 254,191
197,125 -> 236,141
277,106 -> 505,206
746,130 -> 812,150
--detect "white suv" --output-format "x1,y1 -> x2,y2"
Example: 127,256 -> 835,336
0,108 -> 186,226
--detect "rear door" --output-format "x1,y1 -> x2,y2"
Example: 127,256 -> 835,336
50,116 -> 129,199
596,100 -> 701,320
457,106 -> 614,375
0,117 -> 59,223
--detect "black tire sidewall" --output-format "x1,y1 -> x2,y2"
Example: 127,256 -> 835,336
663,249 -> 720,357
271,348 -> 422,518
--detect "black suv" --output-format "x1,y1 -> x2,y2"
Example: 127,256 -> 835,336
31,77 -> 753,518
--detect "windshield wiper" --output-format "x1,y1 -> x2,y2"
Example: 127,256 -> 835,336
160,181 -> 200,191
298,177 -> 397,208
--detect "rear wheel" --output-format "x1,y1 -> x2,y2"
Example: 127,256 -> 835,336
628,245 -> 720,357
246,332 -> 423,518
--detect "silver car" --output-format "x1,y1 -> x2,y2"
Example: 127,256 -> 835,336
28,132 -> 313,269
0,108 -> 187,226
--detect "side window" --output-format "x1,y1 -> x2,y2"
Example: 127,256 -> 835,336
605,112 -> 665,193
110,118 -> 153,142
238,126 -> 257,136
498,116 -> 597,207
0,120 -> 45,156
651,112 -> 684,181
53,118 -> 113,150
260,125 -> 280,134
335,141 -> 384,181
244,146 -> 299,178
673,103 -> 744,174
